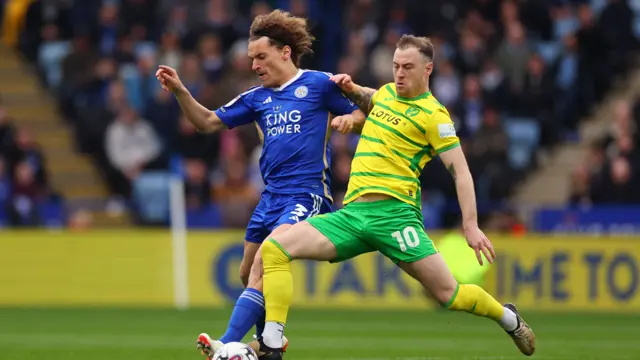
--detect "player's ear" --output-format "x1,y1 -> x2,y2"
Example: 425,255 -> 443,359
282,45 -> 292,61
425,61 -> 434,77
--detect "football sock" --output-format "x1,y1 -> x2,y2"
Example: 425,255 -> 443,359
255,313 -> 266,339
263,321 -> 285,349
219,288 -> 265,343
446,284 -> 517,331
261,238 -> 293,349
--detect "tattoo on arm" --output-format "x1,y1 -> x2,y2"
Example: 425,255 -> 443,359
447,163 -> 457,181
347,87 -> 377,114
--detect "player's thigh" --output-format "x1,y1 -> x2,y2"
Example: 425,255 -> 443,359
398,253 -> 458,305
366,202 -> 438,265
302,208 -> 374,263
270,208 -> 373,262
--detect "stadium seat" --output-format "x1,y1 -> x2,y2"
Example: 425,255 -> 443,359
38,200 -> 66,229
132,171 -> 171,223
504,117 -> 540,170
186,204 -> 223,229
536,41 -> 561,65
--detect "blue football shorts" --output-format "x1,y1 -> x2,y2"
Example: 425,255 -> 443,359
245,191 -> 333,243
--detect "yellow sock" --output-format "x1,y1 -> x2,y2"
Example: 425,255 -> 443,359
445,284 -> 504,322
261,239 -> 293,325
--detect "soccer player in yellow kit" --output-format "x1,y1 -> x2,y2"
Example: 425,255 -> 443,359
255,35 -> 536,359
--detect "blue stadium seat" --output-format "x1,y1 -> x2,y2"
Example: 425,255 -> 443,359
38,200 -> 66,228
504,117 -> 540,170
537,41 -> 561,64
132,171 -> 171,223
554,17 -> 579,41
186,204 -> 223,229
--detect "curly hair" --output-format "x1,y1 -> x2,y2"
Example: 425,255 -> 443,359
249,9 -> 314,67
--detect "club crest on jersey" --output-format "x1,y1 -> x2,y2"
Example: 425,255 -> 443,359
294,85 -> 308,98
405,107 -> 420,117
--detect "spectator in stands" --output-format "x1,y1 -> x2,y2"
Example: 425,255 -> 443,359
591,156 -> 639,204
104,106 -> 163,200
0,156 -> 10,207
184,158 -> 210,211
10,129 -> 48,189
496,21 -> 531,92
432,60 -> 461,108
0,103 -> 16,156
174,114 -> 220,167
6,161 -> 43,226
10,0 -> 640,229
453,74 -> 484,138
212,154 -> 259,228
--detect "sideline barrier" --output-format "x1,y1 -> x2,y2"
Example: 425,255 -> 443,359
1,231 -> 639,311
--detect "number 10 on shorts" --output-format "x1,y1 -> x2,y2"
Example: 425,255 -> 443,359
392,226 -> 420,252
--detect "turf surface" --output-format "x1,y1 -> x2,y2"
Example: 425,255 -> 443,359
0,307 -> 637,360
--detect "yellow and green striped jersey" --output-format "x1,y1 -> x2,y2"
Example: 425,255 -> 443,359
343,83 -> 460,208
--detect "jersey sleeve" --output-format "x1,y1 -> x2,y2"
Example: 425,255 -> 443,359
323,79 -> 359,115
426,110 -> 461,154
370,88 -> 381,106
214,93 -> 256,129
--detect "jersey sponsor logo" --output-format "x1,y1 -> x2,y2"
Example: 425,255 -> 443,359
273,105 -> 282,112
438,123 -> 456,138
405,107 -> 419,117
371,109 -> 401,125
265,109 -> 302,137
294,85 -> 309,98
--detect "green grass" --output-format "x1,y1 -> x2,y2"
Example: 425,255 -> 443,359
0,307 -> 637,360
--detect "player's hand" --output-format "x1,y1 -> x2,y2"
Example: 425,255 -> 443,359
329,73 -> 357,93
156,65 -> 187,95
331,115 -> 354,134
464,226 -> 495,266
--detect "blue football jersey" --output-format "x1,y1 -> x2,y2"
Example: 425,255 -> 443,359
215,70 -> 358,201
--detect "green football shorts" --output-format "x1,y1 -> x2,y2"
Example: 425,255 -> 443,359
306,198 -> 438,264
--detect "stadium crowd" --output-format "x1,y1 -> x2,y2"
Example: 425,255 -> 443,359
2,0 -> 640,229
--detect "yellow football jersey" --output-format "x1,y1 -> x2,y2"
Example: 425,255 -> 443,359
343,83 -> 460,208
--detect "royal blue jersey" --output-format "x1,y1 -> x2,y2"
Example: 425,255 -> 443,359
215,70 -> 358,201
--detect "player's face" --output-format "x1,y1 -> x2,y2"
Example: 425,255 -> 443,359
392,47 -> 433,97
248,37 -> 291,88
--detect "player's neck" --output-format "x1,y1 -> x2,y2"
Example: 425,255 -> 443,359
275,65 -> 300,87
404,87 -> 430,99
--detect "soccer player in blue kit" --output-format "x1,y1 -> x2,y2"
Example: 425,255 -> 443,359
156,9 -> 365,360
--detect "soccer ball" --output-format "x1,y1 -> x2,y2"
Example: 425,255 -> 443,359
212,342 -> 259,360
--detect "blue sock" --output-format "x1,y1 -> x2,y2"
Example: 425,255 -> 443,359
219,288 -> 265,343
255,313 -> 266,338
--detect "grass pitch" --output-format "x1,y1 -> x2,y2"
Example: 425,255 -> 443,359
0,307 -> 637,360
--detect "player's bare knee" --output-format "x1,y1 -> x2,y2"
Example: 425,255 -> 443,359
247,250 -> 264,288
431,283 -> 458,305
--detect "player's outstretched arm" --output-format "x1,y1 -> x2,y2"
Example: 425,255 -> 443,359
330,74 -> 376,115
439,146 -> 496,265
156,65 -> 226,133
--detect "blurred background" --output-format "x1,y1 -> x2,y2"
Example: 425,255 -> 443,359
1,0 -> 640,232
1,0 -> 640,359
